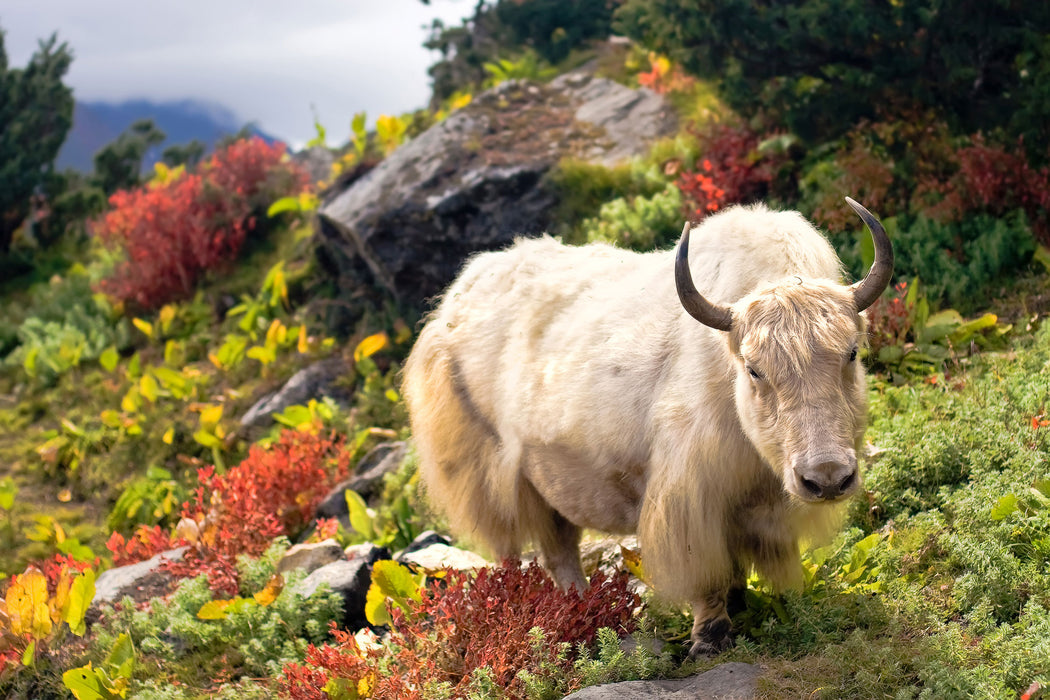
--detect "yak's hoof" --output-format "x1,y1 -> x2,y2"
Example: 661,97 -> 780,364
687,633 -> 733,659
687,616 -> 733,659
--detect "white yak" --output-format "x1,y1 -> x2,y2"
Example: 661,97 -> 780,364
402,197 -> 892,656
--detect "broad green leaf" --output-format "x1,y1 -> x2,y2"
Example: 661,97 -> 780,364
22,639 -> 35,667
66,568 -> 96,636
949,313 -> 998,345
267,196 -> 298,217
158,304 -> 176,333
990,494 -> 1019,521
105,632 -> 135,677
197,599 -> 235,620
193,430 -> 222,449
99,347 -> 120,372
127,352 -> 141,379
63,663 -> 107,699
345,489 -> 375,539
365,560 -> 424,626
152,367 -> 190,396
0,477 -> 16,511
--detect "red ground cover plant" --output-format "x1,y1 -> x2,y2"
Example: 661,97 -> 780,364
281,561 -> 640,700
677,125 -> 783,222
93,137 -> 308,311
105,429 -> 352,595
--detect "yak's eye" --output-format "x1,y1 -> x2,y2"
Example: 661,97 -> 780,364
747,365 -> 762,380
848,346 -> 858,363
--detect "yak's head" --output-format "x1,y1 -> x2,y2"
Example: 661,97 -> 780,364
675,198 -> 893,503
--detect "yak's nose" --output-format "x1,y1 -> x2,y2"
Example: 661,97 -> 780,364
793,456 -> 858,501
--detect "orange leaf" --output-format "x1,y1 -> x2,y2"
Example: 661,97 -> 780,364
252,574 -> 284,606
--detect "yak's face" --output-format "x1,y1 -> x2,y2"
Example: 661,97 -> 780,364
728,279 -> 867,503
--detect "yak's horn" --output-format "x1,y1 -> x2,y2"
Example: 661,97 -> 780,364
846,197 -> 894,311
675,222 -> 733,332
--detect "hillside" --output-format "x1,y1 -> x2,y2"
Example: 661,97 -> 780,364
3,2 -> 1050,698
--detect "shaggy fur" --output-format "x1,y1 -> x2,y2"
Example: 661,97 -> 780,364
402,203 -> 878,656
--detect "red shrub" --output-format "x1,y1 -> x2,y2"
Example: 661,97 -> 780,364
106,525 -> 176,567
281,561 -> 640,699
919,135 -> 1050,243
93,137 -> 308,311
677,125 -> 782,222
167,429 -> 352,594
102,429 -> 352,595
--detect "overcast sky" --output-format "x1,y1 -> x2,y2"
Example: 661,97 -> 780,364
1,0 -> 476,148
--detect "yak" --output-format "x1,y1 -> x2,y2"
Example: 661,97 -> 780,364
402,197 -> 892,656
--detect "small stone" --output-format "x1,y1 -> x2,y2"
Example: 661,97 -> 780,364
397,543 -> 489,572
276,539 -> 344,575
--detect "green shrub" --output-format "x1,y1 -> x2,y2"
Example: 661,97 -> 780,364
832,211 -> 1035,313
580,181 -> 682,251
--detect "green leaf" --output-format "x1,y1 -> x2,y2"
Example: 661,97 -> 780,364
66,568 -> 96,636
365,560 -> 424,626
267,196 -> 301,217
99,347 -> 120,372
131,318 -> 153,338
105,633 -> 135,679
22,639 -> 36,667
0,477 -> 16,511
990,494 -> 1019,521
63,663 -> 107,699
345,489 -> 375,539
139,373 -> 160,403
193,429 -> 222,449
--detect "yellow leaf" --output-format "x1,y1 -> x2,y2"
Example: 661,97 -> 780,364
198,404 -> 223,427
58,489 -> 72,503
131,318 -> 153,338
252,574 -> 284,606
197,599 -> 234,620
65,569 -> 95,637
162,427 -> 175,445
353,332 -> 389,363
158,304 -> 176,333
297,325 -> 309,354
620,545 -> 649,584
49,571 -> 72,624
6,568 -> 51,638
139,374 -> 159,403
121,387 -> 141,414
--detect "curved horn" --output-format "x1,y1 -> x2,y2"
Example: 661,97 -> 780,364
675,222 -> 733,332
846,197 -> 894,312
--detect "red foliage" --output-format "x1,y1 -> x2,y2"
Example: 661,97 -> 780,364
919,135 -> 1050,243
106,525 -> 177,567
37,553 -> 96,594
93,137 -> 308,311
677,125 -> 782,222
281,561 -> 640,700
101,429 -> 352,595
166,429 -> 353,595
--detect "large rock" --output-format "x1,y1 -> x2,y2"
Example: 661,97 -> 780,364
293,558 -> 373,631
562,662 -> 762,699
317,72 -> 676,306
276,539 -> 345,575
315,441 -> 409,519
239,356 -> 351,430
92,547 -> 188,605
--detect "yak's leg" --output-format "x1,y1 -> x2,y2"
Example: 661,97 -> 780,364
726,564 -> 748,618
688,588 -> 733,659
536,510 -> 587,593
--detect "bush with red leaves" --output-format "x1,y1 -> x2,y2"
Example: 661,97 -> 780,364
919,135 -> 1050,244
676,125 -> 783,222
864,281 -> 913,360
93,137 -> 308,311
281,561 -> 640,700
104,429 -> 352,596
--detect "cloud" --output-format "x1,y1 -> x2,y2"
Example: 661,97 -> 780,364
1,0 -> 474,146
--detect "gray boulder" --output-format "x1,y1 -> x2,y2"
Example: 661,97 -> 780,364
317,72 -> 676,306
239,356 -> 351,430
93,546 -> 188,605
293,558 -> 373,631
276,539 -> 345,575
315,441 -> 408,520
562,662 -> 762,699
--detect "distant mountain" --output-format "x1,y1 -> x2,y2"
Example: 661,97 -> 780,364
56,98 -> 279,173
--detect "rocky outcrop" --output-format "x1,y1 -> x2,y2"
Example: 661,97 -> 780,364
317,72 -> 676,306
562,662 -> 762,699
239,356 -> 351,431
